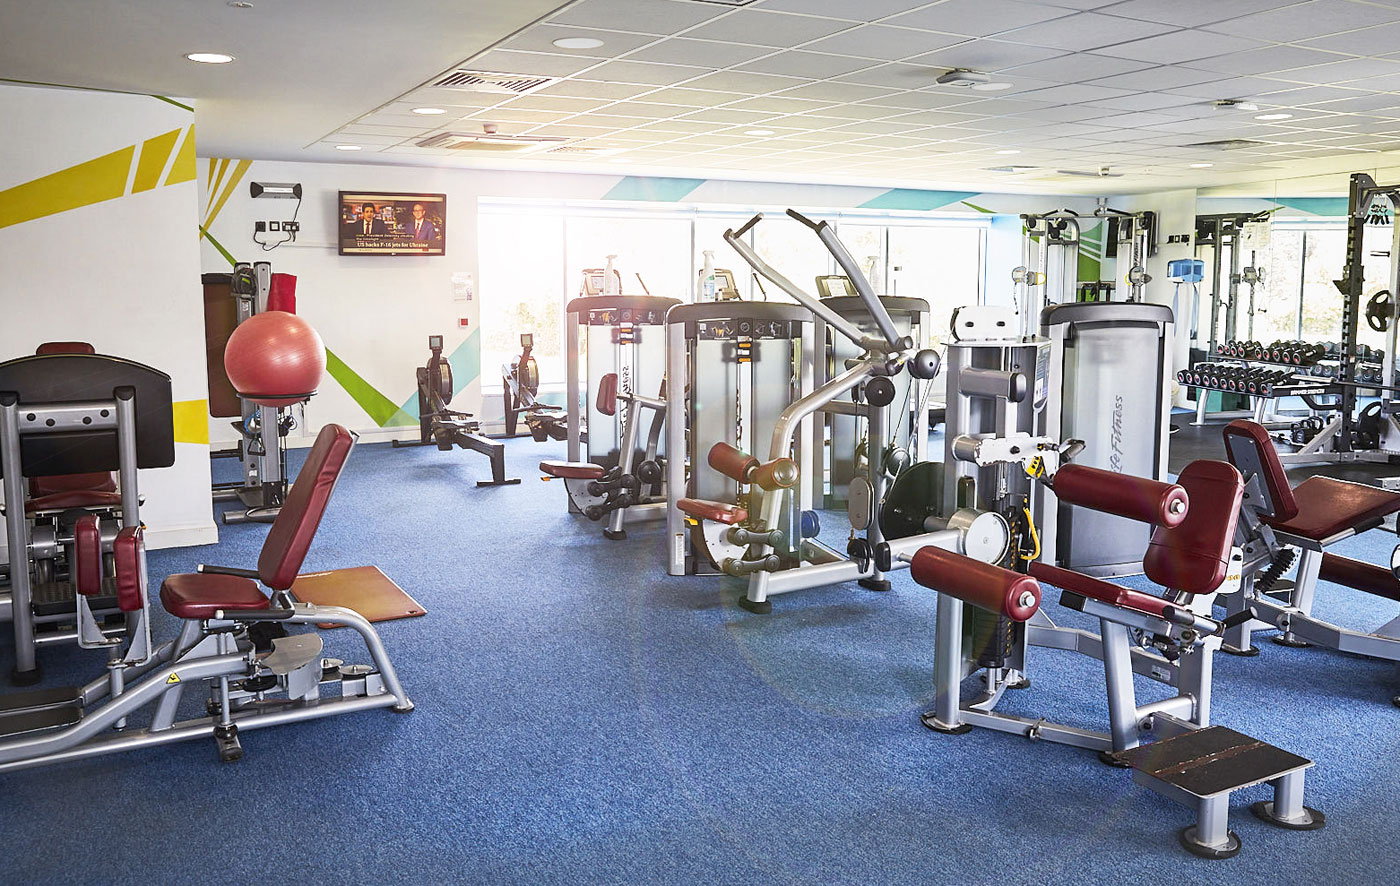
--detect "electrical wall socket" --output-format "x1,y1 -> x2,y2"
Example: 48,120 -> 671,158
254,221 -> 267,233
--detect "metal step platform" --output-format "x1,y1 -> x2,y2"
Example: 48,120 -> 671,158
1114,725 -> 1323,859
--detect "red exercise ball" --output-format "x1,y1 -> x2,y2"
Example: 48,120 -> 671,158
224,311 -> 326,407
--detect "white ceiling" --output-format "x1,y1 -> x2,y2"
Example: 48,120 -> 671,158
7,0 -> 1400,195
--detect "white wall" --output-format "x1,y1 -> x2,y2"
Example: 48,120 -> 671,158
0,82 -> 215,553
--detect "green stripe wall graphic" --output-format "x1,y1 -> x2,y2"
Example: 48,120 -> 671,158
858,189 -> 978,211
603,176 -> 705,202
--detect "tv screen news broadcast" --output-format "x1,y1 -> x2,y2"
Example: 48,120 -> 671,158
338,191 -> 446,256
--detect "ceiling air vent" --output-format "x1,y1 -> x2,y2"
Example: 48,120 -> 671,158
431,70 -> 556,95
1186,139 -> 1269,150
417,132 -> 569,153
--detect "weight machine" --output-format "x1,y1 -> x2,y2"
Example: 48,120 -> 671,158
501,333 -> 565,441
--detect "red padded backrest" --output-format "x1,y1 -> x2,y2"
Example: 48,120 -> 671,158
36,341 -> 96,355
257,424 -> 354,591
596,372 -> 618,417
113,526 -> 146,612
29,471 -> 118,498
1222,420 -> 1298,521
1143,460 -> 1243,595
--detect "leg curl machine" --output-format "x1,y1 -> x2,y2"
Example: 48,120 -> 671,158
1219,419 -> 1400,704
0,354 -> 412,770
540,372 -> 667,540
911,458 -> 1323,858
393,335 -> 518,487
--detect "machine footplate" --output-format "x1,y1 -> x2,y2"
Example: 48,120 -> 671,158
259,634 -> 324,675
33,580 -> 118,617
1114,726 -> 1312,798
0,704 -> 81,737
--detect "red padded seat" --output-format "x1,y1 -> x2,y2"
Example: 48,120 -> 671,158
540,460 -> 604,480
1263,476 -> 1400,541
678,498 -> 747,524
161,573 -> 268,619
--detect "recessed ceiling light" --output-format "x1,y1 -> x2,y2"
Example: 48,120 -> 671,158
184,52 -> 235,64
1255,112 -> 1293,121
412,107 -> 447,115
745,129 -> 775,136
995,149 -> 1020,155
334,145 -> 362,151
552,36 -> 605,50
1189,162 -> 1213,168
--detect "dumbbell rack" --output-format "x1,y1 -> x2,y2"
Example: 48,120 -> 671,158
1182,352 -> 1342,429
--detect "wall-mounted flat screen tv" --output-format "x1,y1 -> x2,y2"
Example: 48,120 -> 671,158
338,191 -> 446,256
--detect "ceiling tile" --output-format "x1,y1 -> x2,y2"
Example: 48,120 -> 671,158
623,119 -> 718,134
720,95 -> 837,114
534,80 -> 659,100
1330,70 -> 1400,92
580,59 -> 709,86
1094,29 -> 1265,64
639,87 -> 752,106
1207,1 -> 1400,42
904,39 -> 1066,71
548,0 -> 728,36
1101,0 -> 1301,27
1008,53 -> 1155,83
775,80 -> 899,102
677,107 -> 777,124
680,70 -> 809,94
1183,45 -> 1347,76
997,11 -> 1177,51
1084,64 -> 1222,91
1299,19 -> 1400,54
1258,84 -> 1371,104
466,50 -> 605,78
603,101 -> 705,118
500,94 -> 615,113
803,25 -> 966,61
500,25 -> 657,57
757,0 -> 926,20
886,0 -> 1075,38
1080,91 -> 1202,111
835,63 -> 949,90
854,91 -> 983,110
735,51 -> 878,79
1272,57 -> 1400,85
683,10 -> 854,46
623,38 -> 776,68
1019,82 -> 1135,103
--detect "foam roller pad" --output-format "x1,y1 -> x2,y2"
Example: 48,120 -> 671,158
910,546 -> 1040,621
1053,464 -> 1188,528
708,442 -> 759,483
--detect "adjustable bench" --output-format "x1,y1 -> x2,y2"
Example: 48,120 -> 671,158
1221,420 -> 1400,689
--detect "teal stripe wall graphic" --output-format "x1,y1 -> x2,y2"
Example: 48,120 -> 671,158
398,330 -> 483,416
602,177 -> 706,202
1273,197 -> 1349,217
859,189 -> 979,211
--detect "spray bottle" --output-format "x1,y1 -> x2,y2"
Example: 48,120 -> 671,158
604,254 -> 620,295
701,250 -> 717,301
866,255 -> 882,294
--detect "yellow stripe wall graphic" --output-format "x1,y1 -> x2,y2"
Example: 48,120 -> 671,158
171,399 -> 210,445
0,122 -> 196,230
200,157 -> 251,237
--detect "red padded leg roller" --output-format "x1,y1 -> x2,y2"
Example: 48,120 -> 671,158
1053,464 -> 1188,527
1318,553 -> 1400,604
911,546 -> 1041,621
73,514 -> 103,597
113,526 -> 146,612
709,442 -> 759,483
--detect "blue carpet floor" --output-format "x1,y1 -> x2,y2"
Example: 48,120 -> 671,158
3,435 -> 1400,885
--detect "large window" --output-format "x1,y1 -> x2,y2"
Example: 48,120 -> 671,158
478,200 -> 989,413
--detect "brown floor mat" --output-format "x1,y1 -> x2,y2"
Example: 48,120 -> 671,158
289,565 -> 426,629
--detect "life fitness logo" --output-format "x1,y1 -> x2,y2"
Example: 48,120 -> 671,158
1109,394 -> 1125,473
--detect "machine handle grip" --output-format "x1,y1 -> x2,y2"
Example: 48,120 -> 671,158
730,214 -> 763,238
73,514 -> 103,597
785,209 -> 823,231
910,546 -> 1041,622
1220,606 -> 1258,631
751,457 -> 798,491
708,442 -> 759,484
1051,464 -> 1188,528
